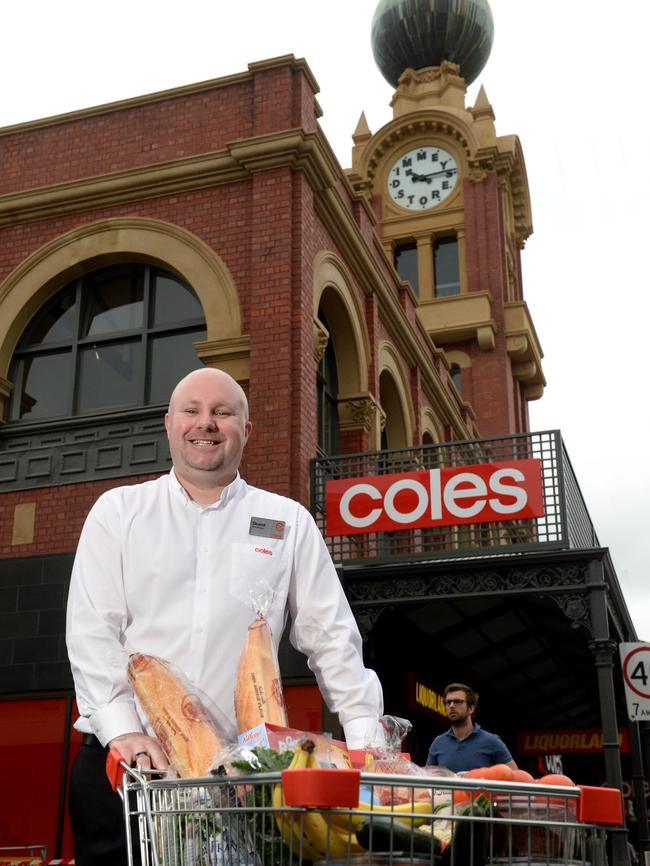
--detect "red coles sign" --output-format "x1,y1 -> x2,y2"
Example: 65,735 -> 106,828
326,459 -> 544,536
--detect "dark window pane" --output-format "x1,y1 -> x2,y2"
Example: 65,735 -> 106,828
77,341 -> 142,412
7,263 -> 206,428
152,272 -> 203,326
394,243 -> 419,297
22,286 -> 77,346
450,363 -> 462,395
148,328 -> 206,404
82,266 -> 144,336
316,310 -> 339,456
11,353 -> 72,420
434,236 -> 460,297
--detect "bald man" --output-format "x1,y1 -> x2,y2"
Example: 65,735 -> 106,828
66,367 -> 383,865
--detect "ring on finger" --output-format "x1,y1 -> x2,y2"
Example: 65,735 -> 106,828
134,751 -> 148,759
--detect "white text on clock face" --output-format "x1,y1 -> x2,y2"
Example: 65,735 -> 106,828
388,147 -> 458,210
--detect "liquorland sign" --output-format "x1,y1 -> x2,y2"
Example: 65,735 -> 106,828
407,673 -> 447,720
518,728 -> 630,755
326,459 -> 544,536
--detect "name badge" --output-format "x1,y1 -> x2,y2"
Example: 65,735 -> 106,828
249,517 -> 286,540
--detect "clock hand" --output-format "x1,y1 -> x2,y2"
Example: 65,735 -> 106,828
416,167 -> 458,181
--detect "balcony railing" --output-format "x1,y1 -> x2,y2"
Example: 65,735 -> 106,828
311,430 -> 599,565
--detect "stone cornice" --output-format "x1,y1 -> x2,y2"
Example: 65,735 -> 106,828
417,291 -> 496,350
0,128 -> 335,226
193,335 -> 251,382
504,301 -> 546,396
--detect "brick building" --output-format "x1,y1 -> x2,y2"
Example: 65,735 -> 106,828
0,50 -> 639,863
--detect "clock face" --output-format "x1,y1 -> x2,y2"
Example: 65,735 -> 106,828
387,146 -> 458,210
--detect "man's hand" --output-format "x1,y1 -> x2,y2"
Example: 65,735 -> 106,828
108,732 -> 169,770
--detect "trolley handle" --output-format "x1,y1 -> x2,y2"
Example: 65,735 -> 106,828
106,748 -> 126,792
106,748 -> 152,793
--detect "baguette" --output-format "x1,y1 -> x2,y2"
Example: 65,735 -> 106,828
128,653 -> 224,778
234,617 -> 288,733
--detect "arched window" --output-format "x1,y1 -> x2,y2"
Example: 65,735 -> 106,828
316,310 -> 339,456
379,369 -> 407,450
8,263 -> 206,423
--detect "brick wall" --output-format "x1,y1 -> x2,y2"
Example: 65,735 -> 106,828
0,553 -> 75,692
0,59 -> 318,196
462,173 -> 524,437
0,475 -> 159,558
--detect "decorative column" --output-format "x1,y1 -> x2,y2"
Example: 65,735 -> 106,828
589,637 -> 625,787
416,235 -> 434,301
338,393 -> 386,452
628,719 -> 650,859
589,560 -> 631,866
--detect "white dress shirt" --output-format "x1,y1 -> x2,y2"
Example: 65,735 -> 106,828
66,470 -> 383,749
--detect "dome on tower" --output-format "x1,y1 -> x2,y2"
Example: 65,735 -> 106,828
371,0 -> 494,88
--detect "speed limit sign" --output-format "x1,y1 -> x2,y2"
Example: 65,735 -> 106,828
619,643 -> 650,721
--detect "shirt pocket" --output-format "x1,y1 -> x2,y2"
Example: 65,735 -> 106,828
229,540 -> 289,612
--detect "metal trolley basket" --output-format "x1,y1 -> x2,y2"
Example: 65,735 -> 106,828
107,753 -> 622,866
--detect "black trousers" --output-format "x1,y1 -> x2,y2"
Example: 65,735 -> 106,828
68,736 -> 141,866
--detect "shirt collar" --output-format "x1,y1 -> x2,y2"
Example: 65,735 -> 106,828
446,723 -> 481,741
168,468 -> 243,508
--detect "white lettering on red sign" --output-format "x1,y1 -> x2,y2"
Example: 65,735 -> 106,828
326,459 -> 544,536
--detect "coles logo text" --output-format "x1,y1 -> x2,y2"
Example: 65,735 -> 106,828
326,459 -> 544,536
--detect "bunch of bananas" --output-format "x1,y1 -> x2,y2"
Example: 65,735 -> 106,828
272,740 -> 434,861
272,739 -> 364,860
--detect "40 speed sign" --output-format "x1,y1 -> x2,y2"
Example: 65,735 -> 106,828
620,643 -> 650,721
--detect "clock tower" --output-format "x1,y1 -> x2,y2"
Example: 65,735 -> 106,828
346,0 -> 544,437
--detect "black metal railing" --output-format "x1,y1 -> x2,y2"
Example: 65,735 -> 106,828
311,429 -> 599,564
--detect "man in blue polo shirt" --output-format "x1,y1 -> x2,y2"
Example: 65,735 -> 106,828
426,682 -> 517,772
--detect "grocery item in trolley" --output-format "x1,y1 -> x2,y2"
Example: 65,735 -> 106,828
237,721 -> 351,768
127,652 -> 228,778
235,582 -> 288,732
363,715 -> 443,805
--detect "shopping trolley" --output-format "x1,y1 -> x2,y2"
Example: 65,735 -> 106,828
0,846 -> 47,866
107,751 -> 623,866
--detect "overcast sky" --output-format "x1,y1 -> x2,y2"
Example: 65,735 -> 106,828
2,1 -> 648,638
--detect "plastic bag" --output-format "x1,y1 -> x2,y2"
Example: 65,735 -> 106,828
364,715 -> 459,804
234,580 -> 288,733
364,714 -> 413,756
127,652 -> 235,778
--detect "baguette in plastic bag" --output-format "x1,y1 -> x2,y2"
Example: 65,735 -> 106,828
128,652 -> 225,778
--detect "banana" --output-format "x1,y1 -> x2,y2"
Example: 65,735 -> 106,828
273,743 -> 312,857
273,739 -> 365,859
329,797 -> 433,834
300,741 -> 365,858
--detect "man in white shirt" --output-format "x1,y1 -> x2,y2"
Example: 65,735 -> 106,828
66,366 -> 383,865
